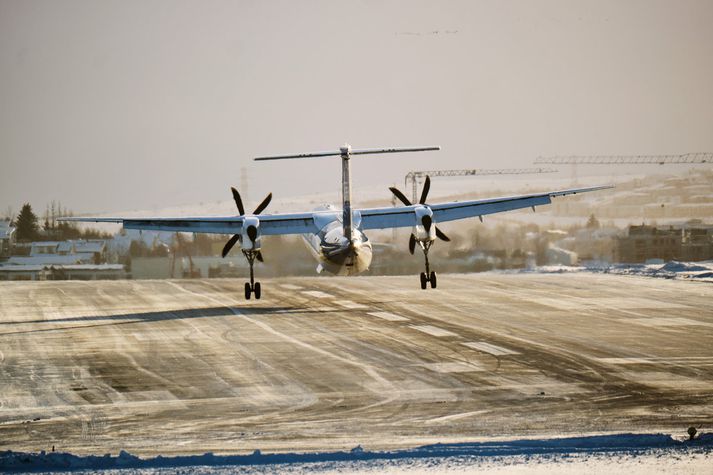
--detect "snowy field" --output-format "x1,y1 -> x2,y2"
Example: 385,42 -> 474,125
2,434 -> 711,473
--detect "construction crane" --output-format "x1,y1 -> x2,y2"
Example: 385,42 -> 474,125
404,168 -> 558,203
534,153 -> 712,165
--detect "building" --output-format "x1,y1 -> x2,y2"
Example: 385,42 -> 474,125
680,224 -> 713,261
615,223 -> 713,263
0,220 -> 15,258
616,225 -> 681,263
0,238 -> 119,280
30,239 -> 107,263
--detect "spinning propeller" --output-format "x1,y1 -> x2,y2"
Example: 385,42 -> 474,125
221,187 -> 272,261
389,176 -> 450,254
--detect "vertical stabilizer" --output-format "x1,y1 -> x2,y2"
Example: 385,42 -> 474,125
340,144 -> 353,243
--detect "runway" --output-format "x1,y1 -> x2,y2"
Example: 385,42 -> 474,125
0,273 -> 712,456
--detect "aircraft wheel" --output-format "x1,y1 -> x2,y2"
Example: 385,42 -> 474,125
254,282 -> 261,300
244,282 -> 252,300
420,272 -> 427,290
430,271 -> 437,289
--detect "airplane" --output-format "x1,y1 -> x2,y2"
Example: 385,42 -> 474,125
60,144 -> 612,299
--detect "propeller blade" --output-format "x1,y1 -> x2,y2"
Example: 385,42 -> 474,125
389,187 -> 412,206
256,251 -> 264,262
419,175 -> 431,204
253,192 -> 273,215
231,187 -> 245,216
408,234 -> 416,255
435,226 -> 451,242
221,234 -> 240,257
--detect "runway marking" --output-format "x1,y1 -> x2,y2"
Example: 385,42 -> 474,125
630,317 -> 711,327
426,409 -> 490,424
597,357 -> 713,365
594,297 -> 692,309
367,311 -> 409,322
301,290 -> 332,299
422,362 -> 484,373
618,370 -> 713,390
462,341 -> 519,356
335,300 -> 369,310
276,306 -> 335,313
281,284 -> 302,290
595,357 -> 650,364
410,325 -> 458,338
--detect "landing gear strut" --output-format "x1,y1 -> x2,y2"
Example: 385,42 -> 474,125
243,249 -> 261,299
418,240 -> 437,289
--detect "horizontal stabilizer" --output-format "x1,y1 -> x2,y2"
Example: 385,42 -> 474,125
254,145 -> 440,161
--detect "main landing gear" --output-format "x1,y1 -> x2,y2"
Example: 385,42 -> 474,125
418,240 -> 437,289
243,249 -> 262,300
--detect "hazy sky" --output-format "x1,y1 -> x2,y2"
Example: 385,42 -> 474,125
1,0 -> 712,215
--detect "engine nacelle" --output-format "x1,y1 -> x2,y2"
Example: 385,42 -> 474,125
413,205 -> 436,242
241,216 -> 261,251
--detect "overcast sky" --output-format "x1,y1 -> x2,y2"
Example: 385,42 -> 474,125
1,0 -> 712,215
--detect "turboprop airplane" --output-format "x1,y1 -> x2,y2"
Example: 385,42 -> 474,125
60,144 -> 611,299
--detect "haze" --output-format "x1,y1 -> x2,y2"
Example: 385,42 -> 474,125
1,0 -> 712,215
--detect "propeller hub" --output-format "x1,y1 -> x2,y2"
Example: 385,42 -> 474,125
421,215 -> 432,232
247,225 -> 258,242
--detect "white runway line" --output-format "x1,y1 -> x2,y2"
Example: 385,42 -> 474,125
462,341 -> 519,356
280,284 -> 303,290
410,325 -> 458,338
597,357 -> 713,365
422,362 -> 484,373
426,409 -> 490,424
596,358 -> 650,364
335,300 -> 369,310
301,290 -> 332,299
630,317 -> 711,327
315,306 -> 336,312
367,311 -> 409,322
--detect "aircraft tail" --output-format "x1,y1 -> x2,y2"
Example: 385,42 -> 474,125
255,144 -> 441,243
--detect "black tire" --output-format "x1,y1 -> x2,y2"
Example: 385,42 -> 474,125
244,282 -> 251,300
254,282 -> 261,300
430,271 -> 437,289
420,272 -> 427,289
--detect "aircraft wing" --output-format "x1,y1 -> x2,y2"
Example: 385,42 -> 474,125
59,212 -> 319,235
61,185 -> 611,235
358,185 -> 612,230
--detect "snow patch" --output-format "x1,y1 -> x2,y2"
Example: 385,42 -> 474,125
2,433 -> 711,473
506,260 -> 713,282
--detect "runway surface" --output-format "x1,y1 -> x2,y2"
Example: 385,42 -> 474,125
0,273 -> 711,456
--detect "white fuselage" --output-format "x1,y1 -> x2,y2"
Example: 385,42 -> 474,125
302,204 -> 373,276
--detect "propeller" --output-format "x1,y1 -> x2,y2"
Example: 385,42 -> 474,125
389,175 -> 450,254
221,188 -> 272,258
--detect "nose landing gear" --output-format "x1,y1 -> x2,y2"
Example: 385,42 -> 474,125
243,249 -> 262,299
418,240 -> 437,289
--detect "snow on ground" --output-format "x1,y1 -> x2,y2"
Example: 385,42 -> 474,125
2,433 -> 711,474
509,260 -> 713,283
